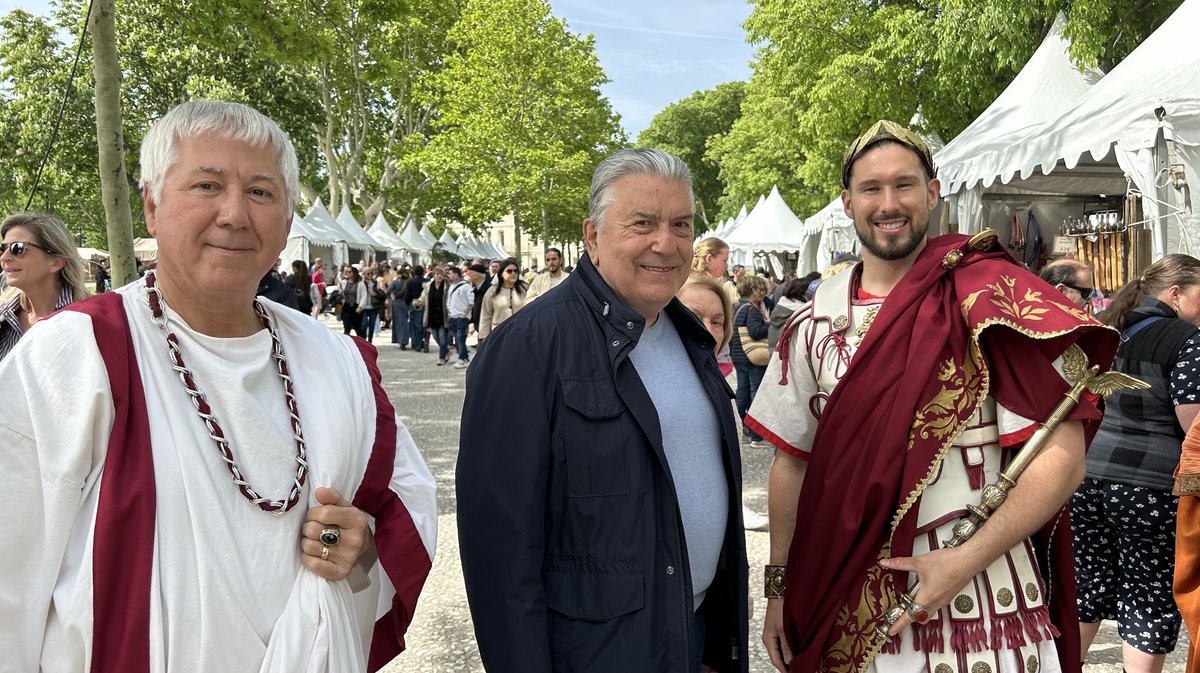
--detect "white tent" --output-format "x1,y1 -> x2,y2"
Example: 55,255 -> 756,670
366,212 -> 409,257
458,237 -> 486,259
133,237 -> 159,261
800,198 -> 857,274
282,213 -> 339,267
437,229 -> 459,255
417,225 -> 439,250
724,185 -> 806,253
335,204 -> 390,259
304,200 -> 357,266
946,0 -> 1200,256
938,14 -> 1103,194
487,240 -> 508,259
397,219 -> 434,255
937,13 -> 1105,242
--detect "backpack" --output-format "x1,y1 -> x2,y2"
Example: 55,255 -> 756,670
295,286 -> 314,315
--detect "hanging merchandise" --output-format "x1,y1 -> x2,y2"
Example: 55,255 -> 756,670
1025,211 -> 1045,271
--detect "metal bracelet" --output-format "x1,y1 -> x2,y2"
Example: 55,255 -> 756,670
764,564 -> 786,598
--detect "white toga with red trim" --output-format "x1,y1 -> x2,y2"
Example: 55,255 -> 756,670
0,280 -> 436,672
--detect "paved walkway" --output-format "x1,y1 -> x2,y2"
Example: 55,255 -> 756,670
349,319 -> 1188,673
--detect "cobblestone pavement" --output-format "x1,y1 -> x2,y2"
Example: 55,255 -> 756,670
353,319 -> 1189,673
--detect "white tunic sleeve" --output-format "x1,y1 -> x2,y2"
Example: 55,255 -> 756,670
747,304 -> 822,458
0,312 -> 113,671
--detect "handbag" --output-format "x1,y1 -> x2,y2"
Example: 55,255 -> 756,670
736,304 -> 771,366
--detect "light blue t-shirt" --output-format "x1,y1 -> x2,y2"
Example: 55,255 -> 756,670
628,311 -> 729,609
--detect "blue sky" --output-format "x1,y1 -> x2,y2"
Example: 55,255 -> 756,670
0,0 -> 755,138
551,0 -> 755,137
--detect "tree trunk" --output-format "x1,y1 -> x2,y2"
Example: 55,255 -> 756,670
90,0 -> 135,286
541,176 -> 551,256
512,197 -> 522,260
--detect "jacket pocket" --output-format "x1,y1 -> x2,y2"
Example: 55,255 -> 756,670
560,377 -> 647,497
545,571 -> 644,621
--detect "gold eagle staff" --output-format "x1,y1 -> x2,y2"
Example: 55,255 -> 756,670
874,346 -> 1148,641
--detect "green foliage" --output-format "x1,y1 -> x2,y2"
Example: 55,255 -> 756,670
418,0 -> 624,249
711,0 -> 1184,221
637,81 -> 745,230
0,0 -> 325,246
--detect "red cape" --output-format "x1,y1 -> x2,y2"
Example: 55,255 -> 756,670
782,234 -> 1117,673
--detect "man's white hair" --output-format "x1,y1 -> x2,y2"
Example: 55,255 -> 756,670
588,148 -> 693,230
139,100 -> 300,211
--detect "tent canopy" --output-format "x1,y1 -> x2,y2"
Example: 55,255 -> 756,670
937,13 -> 1105,195
937,0 -> 1200,253
133,237 -> 159,261
723,185 -> 806,253
417,225 -> 439,249
971,0 -> 1200,188
305,200 -> 368,252
436,230 -> 460,257
335,204 -> 389,253
366,212 -> 408,255
397,218 -> 434,254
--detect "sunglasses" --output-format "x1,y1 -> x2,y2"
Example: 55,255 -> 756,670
503,268 -> 519,274
1062,282 -> 1098,300
1,241 -> 55,257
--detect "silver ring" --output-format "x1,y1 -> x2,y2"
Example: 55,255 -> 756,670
320,526 -> 341,546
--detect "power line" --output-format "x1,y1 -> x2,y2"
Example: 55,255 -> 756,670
25,0 -> 97,210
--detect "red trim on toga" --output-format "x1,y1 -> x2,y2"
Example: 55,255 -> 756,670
65,293 -> 156,673
350,338 -> 434,672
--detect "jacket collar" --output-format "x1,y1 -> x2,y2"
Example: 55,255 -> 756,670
1130,297 -> 1178,324
570,253 -> 716,356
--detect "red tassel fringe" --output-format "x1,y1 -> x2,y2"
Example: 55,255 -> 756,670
951,620 -> 988,653
913,621 -> 945,653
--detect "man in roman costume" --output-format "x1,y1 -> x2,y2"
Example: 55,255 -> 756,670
751,120 -> 1118,673
0,100 -> 436,672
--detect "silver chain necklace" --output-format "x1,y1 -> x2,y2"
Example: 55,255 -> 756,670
144,271 -> 309,515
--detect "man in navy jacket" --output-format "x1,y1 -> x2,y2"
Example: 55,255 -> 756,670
457,148 -> 749,673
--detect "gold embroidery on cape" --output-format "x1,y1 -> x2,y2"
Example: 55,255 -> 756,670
850,341 -> 991,673
954,594 -> 975,613
1047,299 -> 1092,323
989,276 -> 1050,322
961,289 -> 987,319
824,544 -> 895,673
912,353 -> 983,442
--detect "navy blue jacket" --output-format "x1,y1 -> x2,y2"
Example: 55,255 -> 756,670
457,253 -> 749,673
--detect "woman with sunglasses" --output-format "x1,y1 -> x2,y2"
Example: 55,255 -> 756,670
0,212 -> 88,360
1072,254 -> 1200,673
477,257 -> 527,342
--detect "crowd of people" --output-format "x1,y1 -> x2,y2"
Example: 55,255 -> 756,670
8,102 -> 1200,673
258,247 -> 572,371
